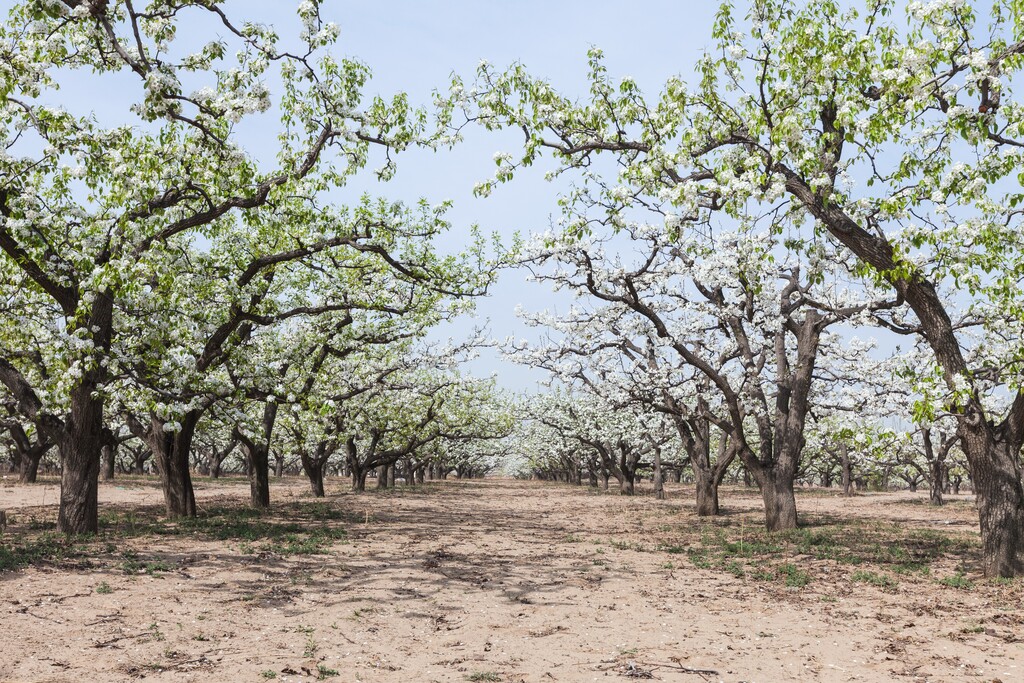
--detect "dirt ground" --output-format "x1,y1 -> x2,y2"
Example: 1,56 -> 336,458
1,477 -> 1022,683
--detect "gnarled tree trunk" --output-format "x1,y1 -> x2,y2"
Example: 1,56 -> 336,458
961,426 -> 1024,577
57,378 -> 107,533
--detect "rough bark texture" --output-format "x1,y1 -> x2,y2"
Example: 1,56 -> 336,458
19,453 -> 40,484
758,470 -> 799,532
247,445 -> 270,508
57,379 -> 107,533
619,473 -> 635,495
681,419 -> 734,517
783,158 -> 1024,575
6,423 -> 52,485
652,448 -> 664,500
962,429 -> 1024,577
352,466 -> 369,492
300,443 -> 331,498
146,412 -> 199,518
101,442 -> 115,482
235,401 -> 280,509
694,468 -> 721,517
840,445 -> 853,497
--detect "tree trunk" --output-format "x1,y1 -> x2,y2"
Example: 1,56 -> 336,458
694,466 -> 720,516
757,470 -> 798,531
600,470 -> 609,491
149,412 -> 199,518
11,424 -> 52,485
352,466 -> 369,492
652,448 -> 665,500
132,448 -> 151,475
57,381 -> 106,534
929,457 -> 944,506
961,428 -> 1024,577
305,458 -> 326,497
274,451 -> 285,478
387,463 -> 396,488
101,443 -> 115,482
19,452 -> 41,484
840,445 -> 853,497
247,444 -> 270,508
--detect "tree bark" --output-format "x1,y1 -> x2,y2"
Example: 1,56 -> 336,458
244,441 -> 270,508
300,443 -> 331,498
7,423 -> 52,484
619,474 -> 634,495
147,412 -> 199,518
57,380 -> 107,533
694,465 -> 720,516
757,469 -> 799,532
961,428 -> 1024,576
19,452 -> 41,484
840,444 -> 853,497
235,401 -> 280,509
783,161 -> 1024,574
352,466 -> 368,492
101,442 -> 115,482
929,458 -> 944,506
304,454 -> 326,497
652,447 -> 665,500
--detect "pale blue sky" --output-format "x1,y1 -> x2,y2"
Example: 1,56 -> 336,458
2,0 -> 722,392
317,1 -> 721,392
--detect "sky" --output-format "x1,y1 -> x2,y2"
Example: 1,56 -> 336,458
308,0 -> 722,392
0,0 -> 723,393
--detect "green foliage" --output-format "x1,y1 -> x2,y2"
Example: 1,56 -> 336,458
939,573 -> 975,590
777,563 -> 811,588
316,664 -> 339,680
850,570 -> 899,590
0,534 -> 77,572
466,673 -> 501,682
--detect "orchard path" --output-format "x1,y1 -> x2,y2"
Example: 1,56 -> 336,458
1,477 -> 1022,682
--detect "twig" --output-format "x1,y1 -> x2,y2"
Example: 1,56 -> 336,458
92,631 -> 154,648
656,658 -> 721,676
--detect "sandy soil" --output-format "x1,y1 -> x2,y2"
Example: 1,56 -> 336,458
1,478 -> 1022,683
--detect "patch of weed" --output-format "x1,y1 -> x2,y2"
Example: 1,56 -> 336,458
850,570 -> 898,590
316,664 -> 339,679
939,573 -> 974,590
778,563 -> 811,587
0,534 -> 77,572
686,548 -> 713,569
